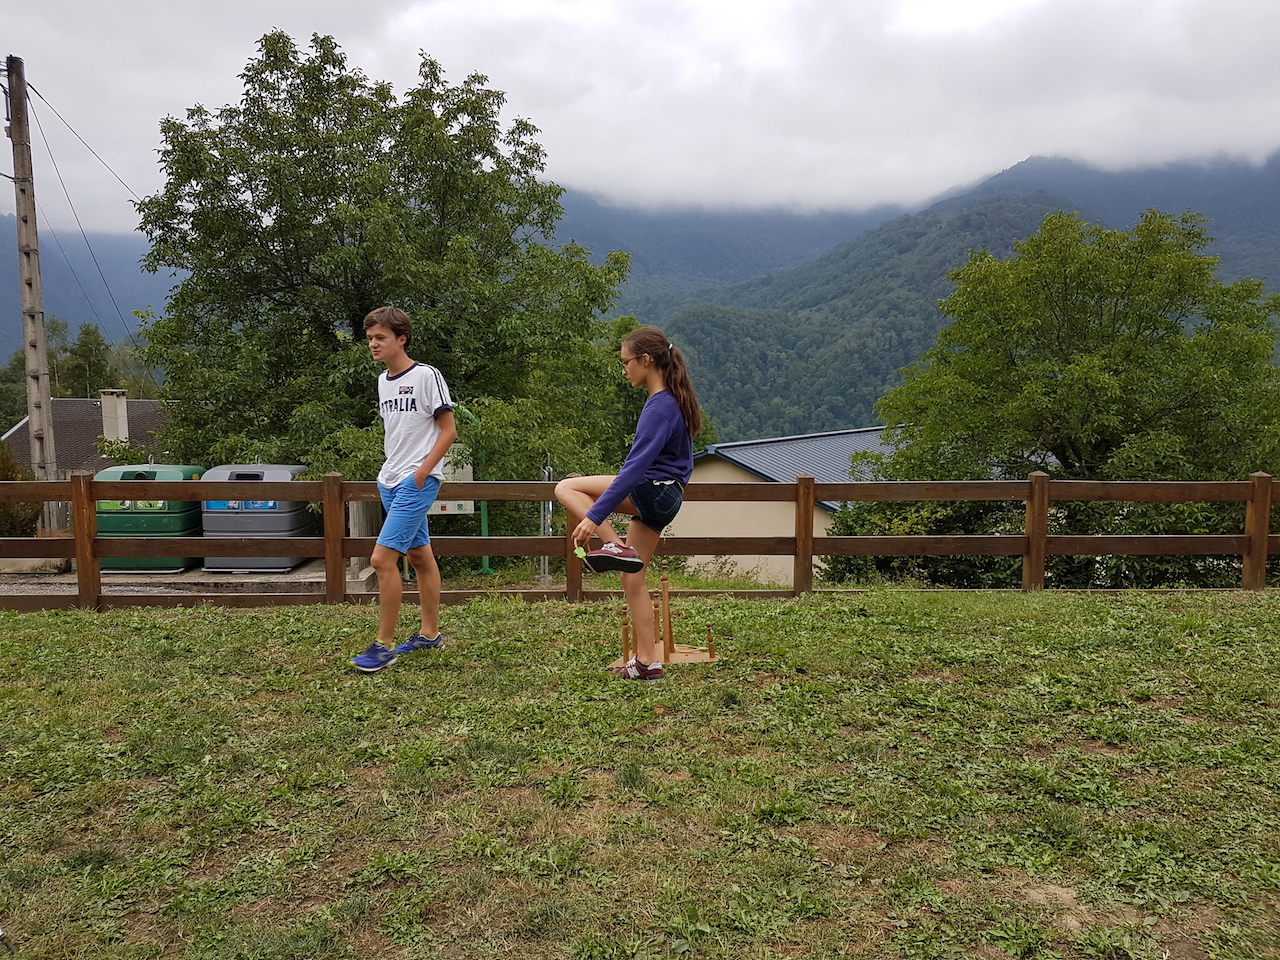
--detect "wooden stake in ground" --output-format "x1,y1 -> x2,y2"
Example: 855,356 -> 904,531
652,596 -> 662,655
608,570 -> 719,669
660,562 -> 674,657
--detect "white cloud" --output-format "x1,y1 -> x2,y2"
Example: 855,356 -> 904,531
5,0 -> 1280,232
887,0 -> 1049,34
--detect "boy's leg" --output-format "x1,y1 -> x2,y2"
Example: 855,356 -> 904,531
350,540 -> 407,671
370,476 -> 438,643
370,543 -> 406,643
352,478 -> 436,671
406,544 -> 441,638
391,476 -> 442,652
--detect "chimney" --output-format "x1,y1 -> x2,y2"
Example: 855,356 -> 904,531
100,390 -> 129,440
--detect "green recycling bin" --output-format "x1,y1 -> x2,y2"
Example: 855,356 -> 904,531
95,464 -> 205,572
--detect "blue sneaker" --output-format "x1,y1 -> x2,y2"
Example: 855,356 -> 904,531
392,632 -> 445,656
350,641 -> 397,673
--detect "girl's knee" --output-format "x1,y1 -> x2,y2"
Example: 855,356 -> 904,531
620,569 -> 648,588
554,477 -> 584,505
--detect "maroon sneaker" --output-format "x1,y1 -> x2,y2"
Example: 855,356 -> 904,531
611,657 -> 665,681
583,541 -> 645,574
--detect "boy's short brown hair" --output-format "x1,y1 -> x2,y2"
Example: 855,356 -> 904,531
363,306 -> 412,347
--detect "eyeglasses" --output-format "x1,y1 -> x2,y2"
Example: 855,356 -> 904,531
619,355 -> 643,369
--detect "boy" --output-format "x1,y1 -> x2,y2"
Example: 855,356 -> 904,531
350,306 -> 457,672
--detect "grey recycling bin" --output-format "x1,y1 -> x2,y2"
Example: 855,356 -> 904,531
202,464 -> 314,573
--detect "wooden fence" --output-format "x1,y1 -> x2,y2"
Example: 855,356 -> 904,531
0,471 -> 1273,611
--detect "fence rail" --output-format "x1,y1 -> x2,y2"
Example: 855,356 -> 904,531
0,470 -> 1273,611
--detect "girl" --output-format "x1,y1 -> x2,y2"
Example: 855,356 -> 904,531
555,326 -> 702,681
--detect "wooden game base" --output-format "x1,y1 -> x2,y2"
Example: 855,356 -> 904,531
609,643 -> 718,668
612,562 -> 720,668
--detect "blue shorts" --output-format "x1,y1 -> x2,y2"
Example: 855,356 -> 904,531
631,479 -> 683,533
377,475 -> 441,553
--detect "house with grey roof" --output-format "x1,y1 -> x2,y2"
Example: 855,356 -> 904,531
667,427 -> 891,585
2,392 -> 168,477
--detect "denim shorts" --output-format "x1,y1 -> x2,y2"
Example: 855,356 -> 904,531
377,475 -> 441,553
630,479 -> 684,533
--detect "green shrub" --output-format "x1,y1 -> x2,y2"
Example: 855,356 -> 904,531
0,441 -> 40,536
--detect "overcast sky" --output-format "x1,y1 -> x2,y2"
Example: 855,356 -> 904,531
6,0 -> 1280,234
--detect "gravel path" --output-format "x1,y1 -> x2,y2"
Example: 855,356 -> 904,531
0,559 -> 335,596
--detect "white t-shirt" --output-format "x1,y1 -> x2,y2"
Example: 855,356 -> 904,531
376,361 -> 454,487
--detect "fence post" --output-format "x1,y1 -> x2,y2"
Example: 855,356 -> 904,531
323,472 -> 346,603
70,471 -> 100,611
1242,471 -> 1272,590
565,509 -> 584,602
794,474 -> 815,595
1022,471 -> 1050,591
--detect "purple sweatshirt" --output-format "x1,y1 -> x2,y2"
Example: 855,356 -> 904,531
586,390 -> 693,524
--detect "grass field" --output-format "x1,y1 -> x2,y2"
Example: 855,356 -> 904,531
2,587 -> 1279,959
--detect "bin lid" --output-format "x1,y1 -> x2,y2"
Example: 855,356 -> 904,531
203,464 -> 306,483
95,463 -> 204,512
203,464 -> 307,511
94,464 -> 204,481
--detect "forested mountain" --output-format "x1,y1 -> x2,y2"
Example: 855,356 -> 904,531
553,193 -> 904,317
966,153 -> 1280,284
0,200 -> 890,366
662,193 -> 1086,438
0,216 -> 169,359
641,154 -> 1280,439
6,153 -> 1280,443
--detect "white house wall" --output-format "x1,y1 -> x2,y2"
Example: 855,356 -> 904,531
665,458 -> 831,587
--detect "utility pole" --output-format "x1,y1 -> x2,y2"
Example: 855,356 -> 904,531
5,55 -> 58,528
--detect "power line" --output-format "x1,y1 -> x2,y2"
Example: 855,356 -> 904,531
27,82 -> 140,201
23,95 -> 164,397
28,97 -> 142,351
34,192 -> 110,327
7,72 -> 165,396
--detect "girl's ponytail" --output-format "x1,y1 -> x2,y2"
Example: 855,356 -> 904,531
623,326 -> 702,438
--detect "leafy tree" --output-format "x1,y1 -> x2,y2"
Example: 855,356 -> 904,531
54,323 -> 119,399
0,319 -> 149,431
0,351 -> 28,433
44,317 -> 70,361
662,194 -> 1075,439
135,32 -> 628,478
0,441 -> 39,537
110,328 -> 161,400
94,436 -> 154,467
829,209 -> 1280,588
